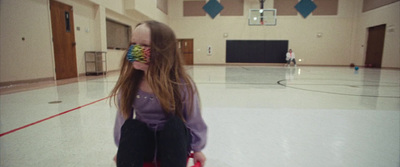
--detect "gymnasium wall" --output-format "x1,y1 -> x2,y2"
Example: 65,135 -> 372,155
356,1 -> 400,68
0,0 -> 168,84
169,0 -> 399,68
169,0 -> 358,66
0,0 -> 399,84
0,0 -> 54,83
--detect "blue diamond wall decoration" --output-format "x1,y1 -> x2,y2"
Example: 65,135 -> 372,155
203,0 -> 224,19
295,0 -> 317,18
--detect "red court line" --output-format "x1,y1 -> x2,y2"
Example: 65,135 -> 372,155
0,96 -> 110,138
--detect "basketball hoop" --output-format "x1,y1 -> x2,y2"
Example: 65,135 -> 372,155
248,9 -> 277,26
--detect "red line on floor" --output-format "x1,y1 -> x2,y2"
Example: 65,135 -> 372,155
0,96 -> 110,137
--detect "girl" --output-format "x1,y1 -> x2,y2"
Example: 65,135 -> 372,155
110,20 -> 207,167
285,49 -> 296,67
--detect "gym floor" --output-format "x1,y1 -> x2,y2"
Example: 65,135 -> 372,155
1,65 -> 399,167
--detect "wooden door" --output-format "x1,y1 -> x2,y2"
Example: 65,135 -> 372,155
178,39 -> 194,65
50,0 -> 78,80
365,24 -> 386,68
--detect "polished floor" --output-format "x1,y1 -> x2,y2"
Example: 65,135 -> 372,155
1,65 -> 399,167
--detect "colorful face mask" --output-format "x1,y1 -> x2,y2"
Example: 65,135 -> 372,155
126,44 -> 151,64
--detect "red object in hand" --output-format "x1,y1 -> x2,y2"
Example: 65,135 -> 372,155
189,153 -> 202,167
192,161 -> 201,167
143,153 -> 201,167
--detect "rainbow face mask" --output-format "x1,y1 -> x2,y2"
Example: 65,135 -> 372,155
126,44 -> 151,64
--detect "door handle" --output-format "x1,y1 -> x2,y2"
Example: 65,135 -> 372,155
72,42 -> 76,46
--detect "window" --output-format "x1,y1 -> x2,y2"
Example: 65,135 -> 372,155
106,19 -> 131,50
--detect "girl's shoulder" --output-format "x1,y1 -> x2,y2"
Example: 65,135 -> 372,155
180,76 -> 198,92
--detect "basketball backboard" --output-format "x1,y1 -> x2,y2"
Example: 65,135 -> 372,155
248,9 -> 277,26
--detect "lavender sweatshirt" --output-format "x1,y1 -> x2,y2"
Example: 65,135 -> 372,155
114,89 -> 207,152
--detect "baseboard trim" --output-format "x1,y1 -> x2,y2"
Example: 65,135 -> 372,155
194,63 -> 284,66
193,63 -> 400,69
0,77 -> 54,87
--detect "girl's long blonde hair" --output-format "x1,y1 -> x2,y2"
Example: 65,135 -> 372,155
110,20 -> 197,120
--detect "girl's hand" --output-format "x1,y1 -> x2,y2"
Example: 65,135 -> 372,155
193,152 -> 206,167
113,154 -> 117,163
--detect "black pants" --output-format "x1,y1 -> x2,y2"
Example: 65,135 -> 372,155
117,116 -> 191,167
287,59 -> 296,65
